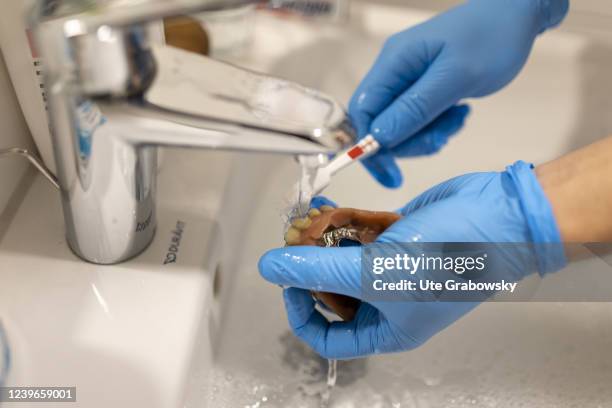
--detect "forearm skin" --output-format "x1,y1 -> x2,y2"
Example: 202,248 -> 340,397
537,136 -> 612,242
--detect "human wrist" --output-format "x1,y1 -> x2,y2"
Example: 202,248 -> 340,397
535,136 -> 612,243
535,157 -> 575,242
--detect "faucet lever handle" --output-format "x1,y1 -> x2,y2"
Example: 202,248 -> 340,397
34,0 -> 253,33
32,0 -> 254,96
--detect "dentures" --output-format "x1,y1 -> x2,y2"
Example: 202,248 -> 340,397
285,206 -> 401,321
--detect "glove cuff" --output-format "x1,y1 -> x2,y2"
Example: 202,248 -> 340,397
506,160 -> 566,275
535,0 -> 569,33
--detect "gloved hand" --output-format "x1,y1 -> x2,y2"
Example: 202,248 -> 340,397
259,161 -> 566,359
350,0 -> 569,188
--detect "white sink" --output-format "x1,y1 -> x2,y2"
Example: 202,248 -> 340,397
0,148 -> 267,407
2,3 -> 612,407
190,4 -> 612,408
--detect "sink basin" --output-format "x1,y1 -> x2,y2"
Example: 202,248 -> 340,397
0,148 -> 268,407
188,3 -> 612,407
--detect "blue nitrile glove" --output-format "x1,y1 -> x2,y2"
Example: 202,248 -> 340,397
259,161 -> 566,359
350,0 -> 569,188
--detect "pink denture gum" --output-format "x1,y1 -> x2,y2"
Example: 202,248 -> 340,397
285,206 -> 401,321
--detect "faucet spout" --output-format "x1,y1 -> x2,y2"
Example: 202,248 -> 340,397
118,45 -> 355,154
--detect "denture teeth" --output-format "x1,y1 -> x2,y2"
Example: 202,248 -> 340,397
291,217 -> 312,230
284,227 -> 301,245
307,208 -> 321,218
320,205 -> 334,212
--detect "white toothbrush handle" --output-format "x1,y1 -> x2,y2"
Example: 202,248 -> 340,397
325,135 -> 380,176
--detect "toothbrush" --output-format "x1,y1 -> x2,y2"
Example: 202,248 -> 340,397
289,135 -> 380,216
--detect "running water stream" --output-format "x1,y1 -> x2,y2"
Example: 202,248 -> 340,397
320,359 -> 338,407
285,154 -> 329,220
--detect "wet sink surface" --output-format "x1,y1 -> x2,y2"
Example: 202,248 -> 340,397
192,4 -> 612,408
209,281 -> 612,407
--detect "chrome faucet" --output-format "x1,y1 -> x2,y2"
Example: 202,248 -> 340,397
31,0 -> 355,264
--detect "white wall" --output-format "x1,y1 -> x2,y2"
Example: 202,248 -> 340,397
365,0 -> 612,34
574,0 -> 612,16
375,0 -> 612,15
0,48 -> 35,220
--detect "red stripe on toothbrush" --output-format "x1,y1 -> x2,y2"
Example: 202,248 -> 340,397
347,146 -> 364,159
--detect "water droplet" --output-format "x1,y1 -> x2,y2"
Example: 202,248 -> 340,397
424,376 -> 441,387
